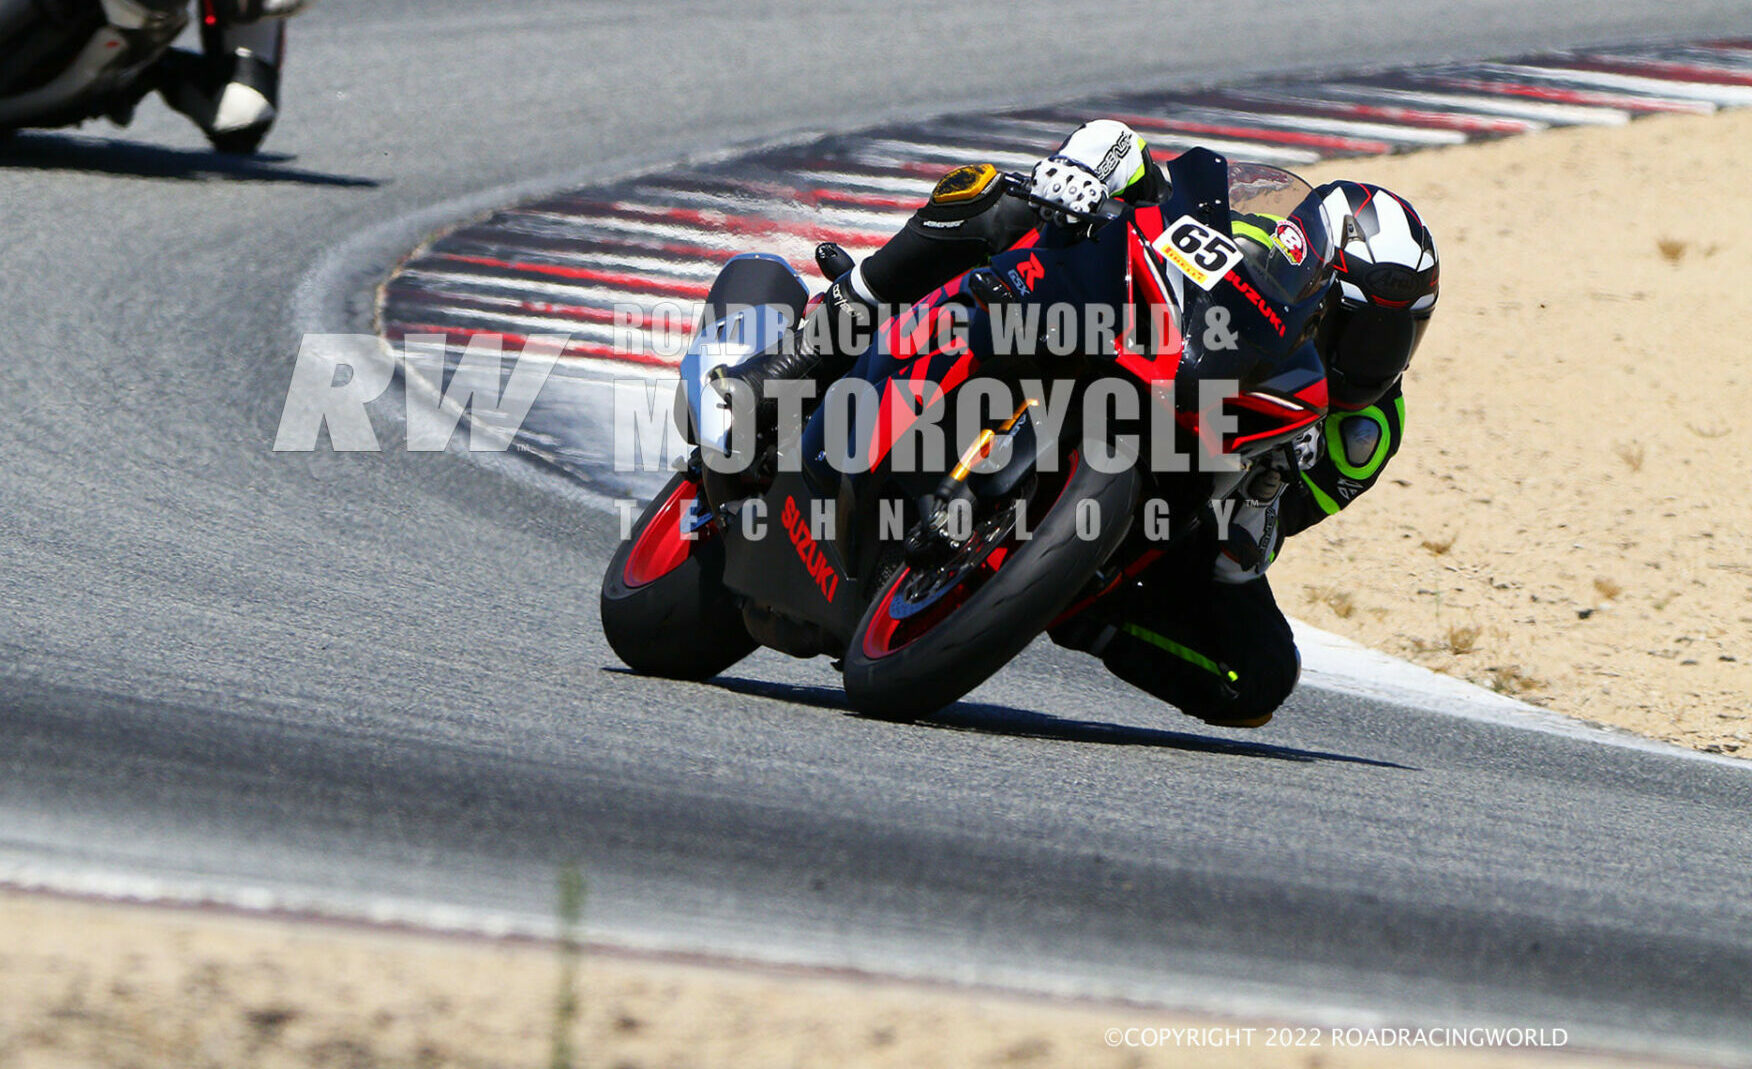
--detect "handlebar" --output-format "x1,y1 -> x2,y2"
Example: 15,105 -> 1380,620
998,171 -> 1126,225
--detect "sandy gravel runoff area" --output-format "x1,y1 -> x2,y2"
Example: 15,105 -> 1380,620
5,107 -> 1748,1069
0,891 -> 1645,1069
1287,109 -> 1752,757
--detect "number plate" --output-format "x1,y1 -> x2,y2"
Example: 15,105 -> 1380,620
1153,215 -> 1244,291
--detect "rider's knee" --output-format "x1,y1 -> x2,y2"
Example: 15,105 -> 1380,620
1217,647 -> 1300,727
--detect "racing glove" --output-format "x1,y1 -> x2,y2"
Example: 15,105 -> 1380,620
1213,447 -> 1302,584
1029,119 -> 1158,224
1213,497 -> 1284,584
1029,156 -> 1107,226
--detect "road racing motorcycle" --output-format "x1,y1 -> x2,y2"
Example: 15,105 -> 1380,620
0,0 -> 287,152
602,149 -> 1336,720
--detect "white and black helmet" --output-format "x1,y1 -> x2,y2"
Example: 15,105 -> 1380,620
1315,181 -> 1439,409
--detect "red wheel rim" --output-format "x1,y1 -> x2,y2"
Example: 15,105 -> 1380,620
622,480 -> 704,588
860,449 -> 1084,659
860,565 -> 980,660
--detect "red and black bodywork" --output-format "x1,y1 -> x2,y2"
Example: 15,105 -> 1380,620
0,0 -> 190,131
605,149 -> 1336,715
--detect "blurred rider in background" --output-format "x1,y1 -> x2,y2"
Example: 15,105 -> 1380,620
157,0 -> 311,153
0,0 -> 311,153
727,119 -> 1440,730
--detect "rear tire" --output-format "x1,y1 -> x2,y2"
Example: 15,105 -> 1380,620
843,452 -> 1140,720
601,474 -> 756,680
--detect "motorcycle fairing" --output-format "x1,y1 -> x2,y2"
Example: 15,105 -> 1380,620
719,465 -> 864,646
0,0 -> 186,122
708,149 -> 1335,655
812,215 -> 1132,498
678,253 -> 807,454
1143,151 -> 1334,458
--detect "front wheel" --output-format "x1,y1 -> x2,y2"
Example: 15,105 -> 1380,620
843,451 -> 1140,720
600,473 -> 756,680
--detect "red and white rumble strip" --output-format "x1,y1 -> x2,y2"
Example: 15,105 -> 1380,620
381,38 -> 1752,371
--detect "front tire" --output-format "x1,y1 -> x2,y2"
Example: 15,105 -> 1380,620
601,474 -> 756,680
843,451 -> 1140,720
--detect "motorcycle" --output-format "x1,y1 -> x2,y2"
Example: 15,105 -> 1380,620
601,148 -> 1336,720
0,0 -> 293,153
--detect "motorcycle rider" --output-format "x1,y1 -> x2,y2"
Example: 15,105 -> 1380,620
0,0 -> 311,153
725,119 -> 1440,729
1079,175 -> 1437,728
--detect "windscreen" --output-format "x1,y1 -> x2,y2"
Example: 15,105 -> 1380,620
1225,163 -> 1336,306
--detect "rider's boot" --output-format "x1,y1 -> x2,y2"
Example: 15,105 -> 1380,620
707,271 -> 879,422
159,18 -> 283,154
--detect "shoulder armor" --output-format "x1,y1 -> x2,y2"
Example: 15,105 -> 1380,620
1338,414 -> 1384,470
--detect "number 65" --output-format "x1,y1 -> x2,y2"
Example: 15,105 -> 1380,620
1170,221 -> 1240,272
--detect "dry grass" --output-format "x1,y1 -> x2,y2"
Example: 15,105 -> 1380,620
1593,577 -> 1623,601
1657,237 -> 1688,263
1613,441 -> 1645,472
1487,665 -> 1544,697
1446,624 -> 1482,655
1420,534 -> 1456,556
1306,586 -> 1356,619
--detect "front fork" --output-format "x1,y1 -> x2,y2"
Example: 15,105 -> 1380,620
904,396 -> 1037,569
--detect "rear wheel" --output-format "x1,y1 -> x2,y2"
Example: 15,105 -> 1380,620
843,451 -> 1140,720
600,473 -> 756,680
209,121 -> 271,156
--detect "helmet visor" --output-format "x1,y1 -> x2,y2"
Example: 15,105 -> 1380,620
1327,303 -> 1430,409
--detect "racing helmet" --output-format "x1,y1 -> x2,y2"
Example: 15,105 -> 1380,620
1315,181 -> 1439,410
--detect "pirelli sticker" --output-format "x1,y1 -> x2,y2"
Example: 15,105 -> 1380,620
1153,215 -> 1244,291
930,163 -> 998,205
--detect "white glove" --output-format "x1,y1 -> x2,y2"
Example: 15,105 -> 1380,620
1290,424 -> 1322,470
1029,156 -> 1107,226
1055,119 -> 1150,190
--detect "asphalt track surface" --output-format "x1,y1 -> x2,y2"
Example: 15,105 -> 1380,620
4,2 -> 1752,1062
